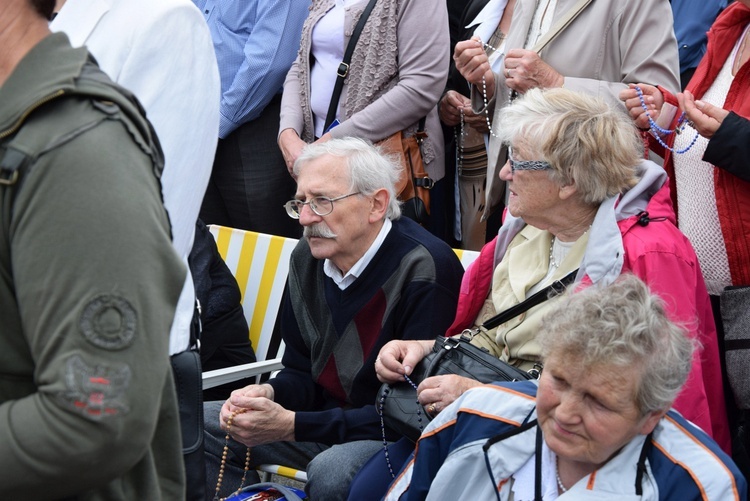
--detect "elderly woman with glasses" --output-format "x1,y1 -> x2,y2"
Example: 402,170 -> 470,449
385,275 -> 746,500
374,88 -> 729,453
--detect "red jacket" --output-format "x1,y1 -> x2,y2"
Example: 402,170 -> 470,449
656,2 -> 750,286
447,172 -> 730,452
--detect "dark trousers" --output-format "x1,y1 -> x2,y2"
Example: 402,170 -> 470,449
347,437 -> 415,501
200,96 -> 301,239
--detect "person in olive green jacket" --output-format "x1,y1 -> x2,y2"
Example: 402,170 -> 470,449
0,0 -> 187,498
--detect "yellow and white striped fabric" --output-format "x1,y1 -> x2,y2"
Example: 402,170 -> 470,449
208,225 -> 298,363
257,464 -> 309,483
453,248 -> 480,270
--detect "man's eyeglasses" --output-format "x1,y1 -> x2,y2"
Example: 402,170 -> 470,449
284,192 -> 361,219
507,147 -> 552,173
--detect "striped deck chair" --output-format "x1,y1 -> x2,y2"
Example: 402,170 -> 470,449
453,248 -> 480,270
201,225 -> 306,482
202,226 -> 297,389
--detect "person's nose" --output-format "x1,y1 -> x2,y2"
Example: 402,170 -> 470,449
499,160 -> 513,181
298,203 -> 321,226
555,393 -> 583,425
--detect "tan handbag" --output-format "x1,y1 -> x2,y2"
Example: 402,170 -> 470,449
377,124 -> 433,224
323,0 -> 433,224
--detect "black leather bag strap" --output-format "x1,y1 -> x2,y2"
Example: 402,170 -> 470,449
323,0 -> 379,132
481,268 -> 579,331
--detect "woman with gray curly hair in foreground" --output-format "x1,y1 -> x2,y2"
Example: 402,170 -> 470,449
386,275 -> 746,500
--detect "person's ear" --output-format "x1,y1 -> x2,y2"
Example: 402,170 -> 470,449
638,409 -> 666,435
558,180 -> 578,201
369,189 -> 389,223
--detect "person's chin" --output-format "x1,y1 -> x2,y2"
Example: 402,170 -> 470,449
506,193 -> 519,210
307,237 -> 334,256
546,434 -> 580,462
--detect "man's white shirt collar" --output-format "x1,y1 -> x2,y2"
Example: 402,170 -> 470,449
324,218 -> 393,290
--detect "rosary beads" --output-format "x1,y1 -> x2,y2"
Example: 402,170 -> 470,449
378,373 -> 422,479
635,85 -> 699,154
481,74 -> 501,138
213,409 -> 252,501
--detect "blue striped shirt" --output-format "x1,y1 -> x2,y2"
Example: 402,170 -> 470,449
193,0 -> 310,137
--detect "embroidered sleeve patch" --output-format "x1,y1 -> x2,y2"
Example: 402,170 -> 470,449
79,294 -> 137,350
58,355 -> 131,420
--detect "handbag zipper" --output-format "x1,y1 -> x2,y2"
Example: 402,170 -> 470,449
439,338 -> 533,381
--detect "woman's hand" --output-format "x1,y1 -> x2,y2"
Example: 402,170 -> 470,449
678,89 -> 729,139
417,374 -> 483,416
463,106 -> 490,133
278,128 -> 307,177
454,37 -> 495,101
619,83 -> 664,130
439,90 -> 469,127
503,49 -> 564,93
375,339 -> 433,383
440,90 -> 490,132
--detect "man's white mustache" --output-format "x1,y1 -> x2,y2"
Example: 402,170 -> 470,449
304,223 -> 337,239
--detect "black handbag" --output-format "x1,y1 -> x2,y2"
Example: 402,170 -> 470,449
377,268 -> 578,442
171,347 -> 204,501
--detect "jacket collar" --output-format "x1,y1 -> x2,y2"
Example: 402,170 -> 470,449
614,159 -> 672,223
0,33 -> 89,136
50,0 -> 112,47
583,160 -> 671,285
689,2 -> 750,101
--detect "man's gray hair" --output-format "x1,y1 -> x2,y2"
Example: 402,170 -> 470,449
538,274 -> 696,415
496,88 -> 642,205
294,137 -> 402,220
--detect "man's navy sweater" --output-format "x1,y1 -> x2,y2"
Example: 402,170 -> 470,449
269,217 -> 464,444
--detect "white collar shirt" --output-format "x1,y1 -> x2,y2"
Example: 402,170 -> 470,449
324,218 -> 393,290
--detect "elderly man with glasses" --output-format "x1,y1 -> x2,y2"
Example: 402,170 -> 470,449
203,137 -> 464,500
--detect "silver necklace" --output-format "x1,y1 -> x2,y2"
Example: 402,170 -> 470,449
549,237 -> 559,269
555,456 -> 568,493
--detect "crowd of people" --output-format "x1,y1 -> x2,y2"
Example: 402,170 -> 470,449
0,0 -> 748,500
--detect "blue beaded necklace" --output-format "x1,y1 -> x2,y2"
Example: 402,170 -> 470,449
378,373 -> 423,479
635,85 -> 699,154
